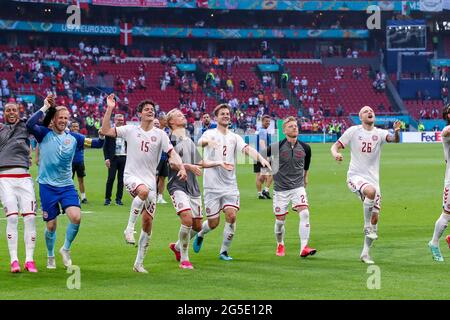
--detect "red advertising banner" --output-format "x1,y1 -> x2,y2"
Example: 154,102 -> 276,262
92,0 -> 167,7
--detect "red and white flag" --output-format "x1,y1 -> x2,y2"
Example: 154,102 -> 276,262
120,23 -> 133,46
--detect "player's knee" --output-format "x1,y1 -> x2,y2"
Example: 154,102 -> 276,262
71,215 -> 81,224
46,221 -> 57,232
226,213 -> 237,224
7,214 -> 19,225
208,218 -> 219,229
137,187 -> 149,200
180,212 -> 193,227
364,186 -> 376,200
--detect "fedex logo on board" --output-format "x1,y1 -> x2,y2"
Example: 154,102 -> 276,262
421,132 -> 441,142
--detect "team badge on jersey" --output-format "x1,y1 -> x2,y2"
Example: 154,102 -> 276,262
151,136 -> 157,142
64,138 -> 71,145
372,135 -> 378,141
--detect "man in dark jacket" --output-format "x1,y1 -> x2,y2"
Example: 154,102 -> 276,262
103,114 -> 126,206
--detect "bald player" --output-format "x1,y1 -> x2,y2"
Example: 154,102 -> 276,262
331,106 -> 400,264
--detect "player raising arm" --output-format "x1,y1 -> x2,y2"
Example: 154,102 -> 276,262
330,106 -> 400,264
26,95 -> 88,269
101,94 -> 186,273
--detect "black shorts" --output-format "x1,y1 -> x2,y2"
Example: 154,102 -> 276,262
156,159 -> 169,177
72,162 -> 86,178
253,163 -> 262,173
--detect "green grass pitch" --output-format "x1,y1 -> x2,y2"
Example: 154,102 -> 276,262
0,143 -> 449,299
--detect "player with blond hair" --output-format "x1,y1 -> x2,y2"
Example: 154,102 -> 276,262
166,108 -> 234,269
265,116 -> 316,258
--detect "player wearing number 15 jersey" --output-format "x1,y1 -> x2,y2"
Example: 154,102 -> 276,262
101,95 -> 186,273
331,106 -> 400,264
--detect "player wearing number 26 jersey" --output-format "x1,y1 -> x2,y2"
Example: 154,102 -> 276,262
331,106 -> 400,265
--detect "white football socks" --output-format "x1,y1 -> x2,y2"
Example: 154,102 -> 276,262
178,224 -> 192,262
6,215 -> 19,263
127,196 -> 145,232
220,222 -> 236,254
299,209 -> 310,252
198,220 -> 212,238
431,212 -> 450,246
23,215 -> 37,262
135,230 -> 151,266
274,219 -> 285,245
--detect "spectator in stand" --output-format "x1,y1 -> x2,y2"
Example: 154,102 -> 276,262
239,79 -> 247,91
292,76 -> 300,95
419,107 -> 426,119
226,77 -> 234,92
138,75 -> 146,90
301,76 -> 308,92
442,86 -> 448,104
431,107 -> 439,119
352,49 -> 359,58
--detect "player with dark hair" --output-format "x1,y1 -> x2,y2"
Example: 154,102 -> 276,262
265,116 -> 316,258
101,95 -> 187,273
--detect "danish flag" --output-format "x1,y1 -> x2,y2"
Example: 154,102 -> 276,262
120,23 -> 133,46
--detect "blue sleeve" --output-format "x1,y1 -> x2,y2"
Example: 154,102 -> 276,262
91,138 -> 105,149
26,110 -> 51,143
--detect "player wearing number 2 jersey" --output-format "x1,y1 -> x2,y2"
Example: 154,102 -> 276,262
193,103 -> 271,261
101,95 -> 186,273
331,106 -> 400,264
